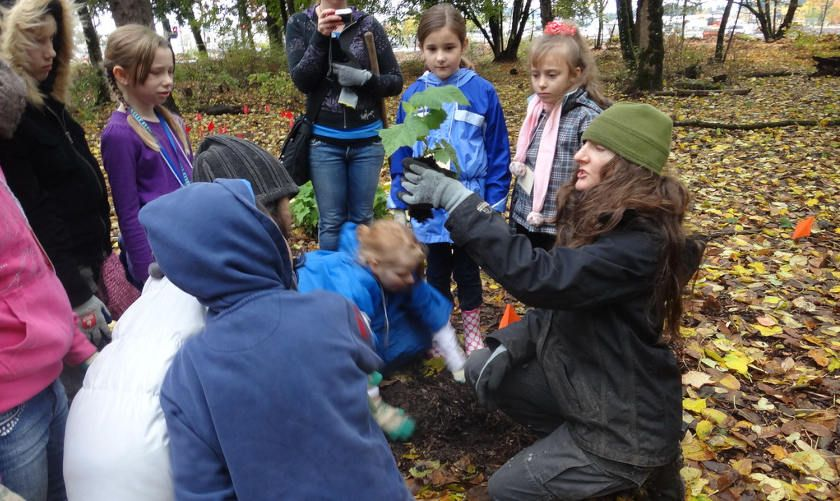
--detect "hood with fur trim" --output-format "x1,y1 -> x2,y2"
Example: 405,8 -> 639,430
0,0 -> 75,107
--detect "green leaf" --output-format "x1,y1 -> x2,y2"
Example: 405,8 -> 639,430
433,139 -> 461,176
417,108 -> 447,135
407,85 -> 469,108
379,117 -> 430,156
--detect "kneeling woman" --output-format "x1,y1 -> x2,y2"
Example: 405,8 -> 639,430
399,103 -> 689,500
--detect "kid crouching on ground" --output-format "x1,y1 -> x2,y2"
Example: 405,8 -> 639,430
297,220 -> 467,440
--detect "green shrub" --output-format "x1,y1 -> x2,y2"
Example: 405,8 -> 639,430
291,181 -> 391,238
69,62 -> 110,119
247,72 -> 298,103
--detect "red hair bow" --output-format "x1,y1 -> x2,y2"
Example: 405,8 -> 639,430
544,20 -> 577,36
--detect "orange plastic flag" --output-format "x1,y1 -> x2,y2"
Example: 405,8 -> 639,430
791,216 -> 815,240
499,304 -> 521,329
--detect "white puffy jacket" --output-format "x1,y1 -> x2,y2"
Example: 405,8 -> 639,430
63,277 -> 205,501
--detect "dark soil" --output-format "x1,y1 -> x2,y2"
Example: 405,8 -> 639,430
383,360 -> 537,471
382,359 -> 537,499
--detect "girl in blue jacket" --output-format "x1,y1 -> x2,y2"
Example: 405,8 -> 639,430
390,3 -> 511,356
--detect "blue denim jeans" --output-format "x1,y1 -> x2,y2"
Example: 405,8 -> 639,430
0,380 -> 69,501
308,139 -> 384,250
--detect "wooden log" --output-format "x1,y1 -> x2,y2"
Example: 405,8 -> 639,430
198,104 -> 242,115
673,119 -> 840,129
813,56 -> 840,76
654,89 -> 751,96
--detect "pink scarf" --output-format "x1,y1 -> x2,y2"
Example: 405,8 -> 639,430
514,96 -> 562,225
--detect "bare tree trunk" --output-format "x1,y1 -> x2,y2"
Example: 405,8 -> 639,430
237,0 -> 255,48
264,0 -> 284,49
616,0 -> 637,68
77,3 -> 110,105
715,0 -> 734,61
634,0 -> 664,90
181,5 -> 207,54
594,0 -> 607,48
497,0 -> 532,61
776,0 -> 799,38
723,1 -> 742,62
539,0 -> 552,27
108,0 -> 154,27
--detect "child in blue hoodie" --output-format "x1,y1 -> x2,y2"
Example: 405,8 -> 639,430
139,179 -> 410,500
389,3 -> 510,357
298,220 -> 467,440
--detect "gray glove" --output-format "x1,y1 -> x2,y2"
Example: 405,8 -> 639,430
331,63 -> 372,87
73,295 -> 112,349
474,345 -> 511,410
398,159 -> 472,213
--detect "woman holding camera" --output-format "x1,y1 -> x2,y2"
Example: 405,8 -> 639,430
285,2 -> 402,250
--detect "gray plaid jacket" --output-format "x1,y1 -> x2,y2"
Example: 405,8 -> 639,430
510,89 -> 602,234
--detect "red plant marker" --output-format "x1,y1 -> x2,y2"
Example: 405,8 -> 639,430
264,104 -> 271,113
185,125 -> 192,133
243,104 -> 250,115
207,121 -> 215,132
499,304 -> 521,329
791,216 -> 815,240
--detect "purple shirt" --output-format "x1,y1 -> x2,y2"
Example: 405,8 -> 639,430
101,111 -> 192,284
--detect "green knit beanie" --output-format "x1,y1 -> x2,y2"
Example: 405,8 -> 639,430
581,102 -> 673,174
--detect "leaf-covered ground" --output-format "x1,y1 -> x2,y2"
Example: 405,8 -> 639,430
80,36 -> 839,500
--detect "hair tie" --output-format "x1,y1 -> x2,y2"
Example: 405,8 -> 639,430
544,20 -> 577,37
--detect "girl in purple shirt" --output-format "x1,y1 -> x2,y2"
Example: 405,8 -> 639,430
101,25 -> 192,286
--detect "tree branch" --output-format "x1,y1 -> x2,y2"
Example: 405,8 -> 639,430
673,119 -> 840,129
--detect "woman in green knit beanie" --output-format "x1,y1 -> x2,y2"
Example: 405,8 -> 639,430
397,101 -> 692,499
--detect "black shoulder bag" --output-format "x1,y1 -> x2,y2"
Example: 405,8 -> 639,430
280,83 -> 329,186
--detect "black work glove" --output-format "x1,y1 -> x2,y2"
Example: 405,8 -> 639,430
474,345 -> 511,410
397,157 -> 463,221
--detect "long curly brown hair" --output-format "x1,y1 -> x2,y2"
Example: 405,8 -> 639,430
554,159 -> 690,341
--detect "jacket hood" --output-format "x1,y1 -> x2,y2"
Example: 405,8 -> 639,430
0,0 -> 75,107
418,67 -> 476,88
139,179 -> 295,311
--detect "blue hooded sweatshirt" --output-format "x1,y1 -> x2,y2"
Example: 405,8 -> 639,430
297,223 -> 452,370
139,180 -> 410,501
389,68 -> 511,244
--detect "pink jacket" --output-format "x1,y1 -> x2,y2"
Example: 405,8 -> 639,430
0,168 -> 96,412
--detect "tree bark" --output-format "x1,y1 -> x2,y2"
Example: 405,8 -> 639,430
237,0 -> 255,48
715,0 -> 734,61
264,0 -> 284,49
77,3 -> 110,106
616,0 -> 637,68
673,119 -> 840,129
539,0 -> 552,27
634,0 -> 664,90
776,0 -> 799,38
108,0 -> 154,27
497,0 -> 532,61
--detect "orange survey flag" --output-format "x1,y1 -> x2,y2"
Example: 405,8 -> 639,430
499,304 -> 522,329
791,216 -> 815,240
